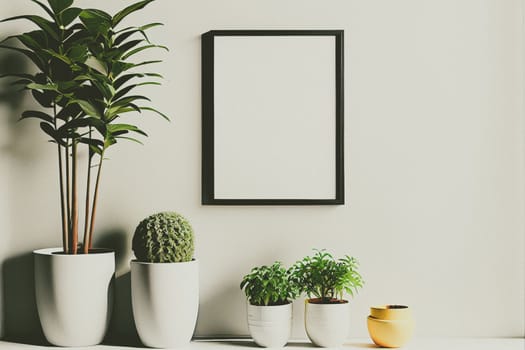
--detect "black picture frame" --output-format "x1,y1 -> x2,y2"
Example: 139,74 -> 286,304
202,30 -> 344,205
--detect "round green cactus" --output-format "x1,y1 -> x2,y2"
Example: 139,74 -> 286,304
132,212 -> 195,263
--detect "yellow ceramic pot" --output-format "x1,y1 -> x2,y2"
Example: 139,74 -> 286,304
367,305 -> 414,348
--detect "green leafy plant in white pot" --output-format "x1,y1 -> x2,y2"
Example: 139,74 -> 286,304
131,212 -> 198,348
0,0 -> 167,346
240,261 -> 300,348
291,250 -> 364,347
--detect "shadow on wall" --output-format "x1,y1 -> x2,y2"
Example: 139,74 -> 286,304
95,228 -> 130,275
1,252 -> 47,345
195,246 -> 294,337
104,271 -> 142,347
197,282 -> 246,336
0,41 -> 41,344
0,37 -> 52,164
0,229 -> 143,346
0,49 -> 28,152
95,228 -> 142,347
0,51 -> 26,118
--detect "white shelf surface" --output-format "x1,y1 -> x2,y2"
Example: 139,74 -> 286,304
0,338 -> 522,350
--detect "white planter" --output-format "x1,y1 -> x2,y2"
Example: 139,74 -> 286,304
33,247 -> 115,347
247,303 -> 292,348
305,300 -> 350,347
131,259 -> 199,348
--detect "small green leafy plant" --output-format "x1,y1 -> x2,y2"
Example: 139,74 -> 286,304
240,261 -> 300,306
0,0 -> 168,254
132,212 -> 195,263
291,249 -> 363,304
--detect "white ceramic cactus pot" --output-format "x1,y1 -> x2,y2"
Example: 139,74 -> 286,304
131,259 -> 199,348
247,302 -> 292,348
33,247 -> 115,347
305,300 -> 350,347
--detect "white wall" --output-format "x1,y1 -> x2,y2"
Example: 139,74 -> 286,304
0,0 -> 523,341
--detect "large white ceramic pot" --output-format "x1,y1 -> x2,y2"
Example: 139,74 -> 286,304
305,300 -> 350,347
131,259 -> 199,348
247,303 -> 292,348
33,247 -> 115,347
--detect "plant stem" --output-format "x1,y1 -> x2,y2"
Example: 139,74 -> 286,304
54,104 -> 68,254
87,152 -> 105,249
71,141 -> 79,254
321,287 -> 328,301
82,128 -> 93,254
65,140 -> 71,251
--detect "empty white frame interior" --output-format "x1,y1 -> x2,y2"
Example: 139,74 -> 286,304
213,35 -> 336,199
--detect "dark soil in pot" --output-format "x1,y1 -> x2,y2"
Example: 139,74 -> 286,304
308,297 -> 348,304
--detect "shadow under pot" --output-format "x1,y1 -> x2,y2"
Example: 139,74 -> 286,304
247,302 -> 292,348
305,298 -> 351,348
33,248 -> 115,347
367,305 -> 414,348
131,259 -> 199,348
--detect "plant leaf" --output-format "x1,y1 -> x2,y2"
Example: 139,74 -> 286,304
113,30 -> 138,46
115,135 -> 144,145
56,104 -> 81,120
107,123 -> 148,137
39,122 -> 63,144
42,49 -> 72,64
91,79 -> 115,101
58,117 -> 102,132
111,95 -> 150,108
118,39 -> 144,55
47,0 -> 73,14
112,0 -> 155,27
79,9 -> 112,34
111,60 -> 161,77
17,31 -> 48,51
131,60 -> 162,69
60,7 -> 82,26
79,137 -> 104,149
1,15 -> 59,41
70,99 -> 102,118
122,44 -> 167,60
140,106 -> 170,121
115,22 -> 162,34
26,82 -> 59,91
79,135 -> 104,145
110,61 -> 135,77
114,22 -> 163,43
138,22 -> 163,32
32,90 -> 55,108
113,82 -> 160,101
20,110 -> 53,123
30,0 -> 56,20
67,44 -> 88,63
113,73 -> 142,89
88,144 -> 104,156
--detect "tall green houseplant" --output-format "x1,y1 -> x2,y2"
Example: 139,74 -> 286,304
1,0 -> 168,254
